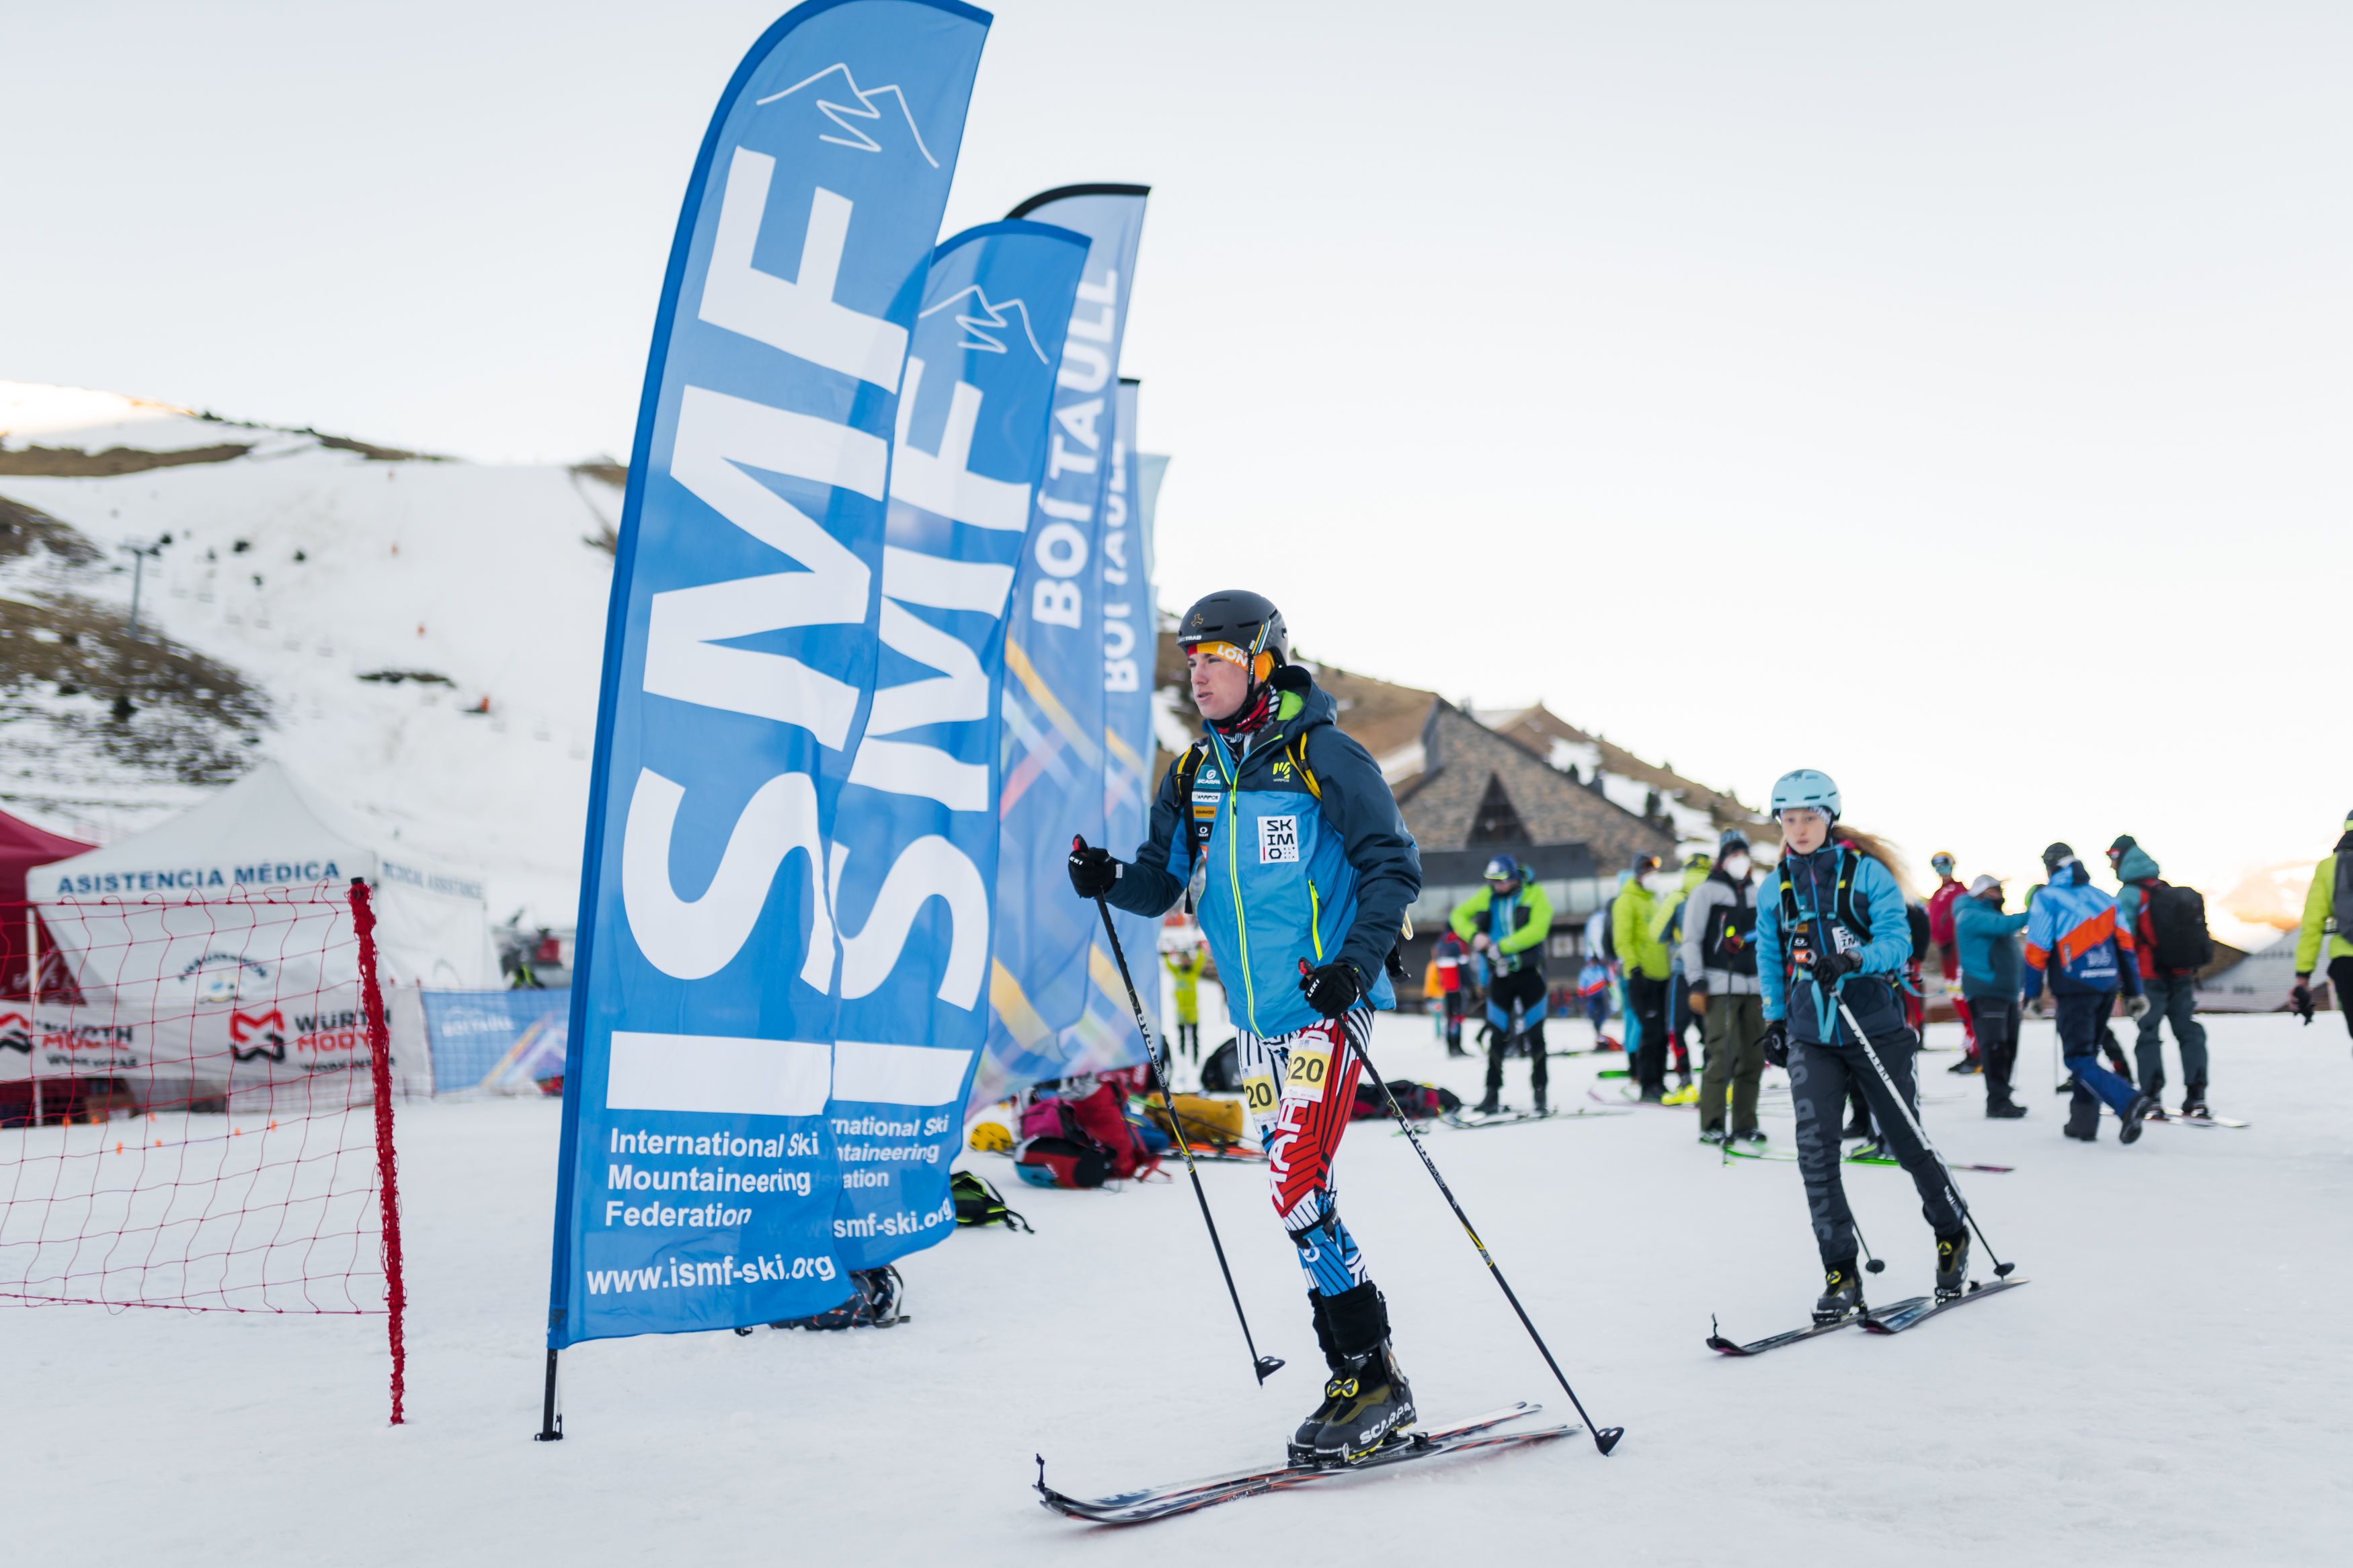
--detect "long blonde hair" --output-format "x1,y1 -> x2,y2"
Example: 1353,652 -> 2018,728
1833,826 -> 1917,901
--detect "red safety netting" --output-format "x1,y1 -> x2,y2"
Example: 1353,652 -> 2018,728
0,881 -> 405,1422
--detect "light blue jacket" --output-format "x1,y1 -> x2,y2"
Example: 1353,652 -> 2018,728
1952,895 -> 2028,1000
1755,845 -> 1911,1046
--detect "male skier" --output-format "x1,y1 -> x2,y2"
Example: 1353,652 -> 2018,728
1070,590 -> 1422,1466
1450,854 -> 1555,1115
2024,844 -> 2159,1144
1753,769 -> 1975,1322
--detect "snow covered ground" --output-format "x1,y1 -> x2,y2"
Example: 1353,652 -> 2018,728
7,1008 -> 2350,1566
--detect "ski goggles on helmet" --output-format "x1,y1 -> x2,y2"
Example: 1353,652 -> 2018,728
1185,638 -> 1275,682
1931,853 -> 1955,875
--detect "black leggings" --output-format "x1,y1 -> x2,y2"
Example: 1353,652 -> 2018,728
2334,957 -> 2353,1041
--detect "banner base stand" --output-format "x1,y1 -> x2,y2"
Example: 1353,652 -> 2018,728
534,1348 -> 563,1441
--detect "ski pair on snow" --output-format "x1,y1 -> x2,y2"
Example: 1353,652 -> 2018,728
1706,1276 -> 2028,1356
1720,1143 -> 2015,1173
1036,1402 -> 1572,1525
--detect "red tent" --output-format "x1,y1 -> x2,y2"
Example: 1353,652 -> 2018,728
0,807 -> 92,998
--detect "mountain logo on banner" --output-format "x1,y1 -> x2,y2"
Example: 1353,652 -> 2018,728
918,286 -> 1051,361
756,63 -> 941,166
0,1011 -> 29,1054
229,1008 -> 288,1063
174,950 -> 272,1005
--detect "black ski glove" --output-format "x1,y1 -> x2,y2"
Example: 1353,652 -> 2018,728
1813,949 -> 1864,987
1299,960 -> 1362,1019
1067,841 -> 1119,899
1759,1018 -> 1789,1068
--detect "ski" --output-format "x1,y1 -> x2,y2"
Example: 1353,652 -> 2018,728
2128,1108 -> 2250,1130
1433,1107 -> 1632,1131
1861,1276 -> 2026,1333
1182,1143 -> 1268,1161
1036,1403 -> 1569,1525
1706,1307 -> 1882,1357
1720,1145 -> 2013,1174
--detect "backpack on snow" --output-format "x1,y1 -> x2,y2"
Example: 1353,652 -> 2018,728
1199,1037 -> 1242,1092
951,1171 -> 1032,1232
2138,880 -> 2214,973
1351,1079 -> 1460,1121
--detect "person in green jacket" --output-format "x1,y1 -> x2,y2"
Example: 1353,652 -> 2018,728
1652,851 -> 1712,1087
1450,854 -> 1554,1114
1615,852 -> 1674,1100
2292,810 -> 2353,1041
1163,942 -> 1209,1061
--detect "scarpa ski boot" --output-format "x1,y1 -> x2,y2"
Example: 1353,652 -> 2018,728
1812,1262 -> 1866,1326
1934,1229 -> 1970,1303
1294,1282 -> 1415,1466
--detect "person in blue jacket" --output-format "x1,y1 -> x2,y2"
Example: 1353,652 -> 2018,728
2023,843 -> 2158,1144
1951,874 -> 2030,1118
1754,769 -> 1972,1324
1070,589 -> 1421,1468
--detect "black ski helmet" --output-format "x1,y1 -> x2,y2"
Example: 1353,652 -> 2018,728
2042,841 -> 2076,875
1176,589 -> 1289,682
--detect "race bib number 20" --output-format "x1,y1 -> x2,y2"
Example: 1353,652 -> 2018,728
1282,1040 -> 1332,1102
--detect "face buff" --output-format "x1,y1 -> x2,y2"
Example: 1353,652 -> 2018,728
1196,641 -> 1277,737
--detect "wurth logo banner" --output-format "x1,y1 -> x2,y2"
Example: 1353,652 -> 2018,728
0,995 -> 370,1084
979,185 -> 1148,1107
829,220 -> 1086,1268
549,0 -> 992,1348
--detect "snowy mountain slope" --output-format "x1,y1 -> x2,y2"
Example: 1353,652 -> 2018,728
0,383 -> 619,923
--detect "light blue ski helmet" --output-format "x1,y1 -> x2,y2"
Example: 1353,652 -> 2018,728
1769,768 -> 1841,821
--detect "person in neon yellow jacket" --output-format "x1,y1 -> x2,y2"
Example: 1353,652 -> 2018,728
1163,943 -> 1209,1061
1450,856 -> 1554,1114
1614,853 -> 1674,1100
2292,810 -> 2353,1040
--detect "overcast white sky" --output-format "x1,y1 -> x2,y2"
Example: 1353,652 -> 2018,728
4,1 -> 2345,893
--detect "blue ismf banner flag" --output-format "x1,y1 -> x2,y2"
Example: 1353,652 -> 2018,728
828,218 -> 1088,1268
547,0 -> 991,1349
973,185 -> 1148,1108
1099,376 -> 1158,1032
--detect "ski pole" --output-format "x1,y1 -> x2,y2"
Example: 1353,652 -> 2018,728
1832,989 -> 2015,1278
1851,1216 -> 1886,1276
1300,960 -> 1624,1456
1079,841 -> 1283,1385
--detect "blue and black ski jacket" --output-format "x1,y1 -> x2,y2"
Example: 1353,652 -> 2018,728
1754,843 -> 1911,1047
1105,673 -> 1421,1038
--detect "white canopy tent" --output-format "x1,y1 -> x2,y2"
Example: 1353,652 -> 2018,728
26,760 -> 498,995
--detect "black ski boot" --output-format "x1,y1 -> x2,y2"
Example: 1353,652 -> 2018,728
1698,1126 -> 1727,1146
1934,1228 -> 1970,1303
1291,1283 -> 1414,1466
768,1266 -> 904,1330
1737,1126 -> 1767,1145
1812,1261 -> 1865,1325
1472,1091 -> 1501,1117
2181,1086 -> 2209,1120
1986,1096 -> 2027,1119
1531,1085 -> 1548,1116
2118,1092 -> 2158,1145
